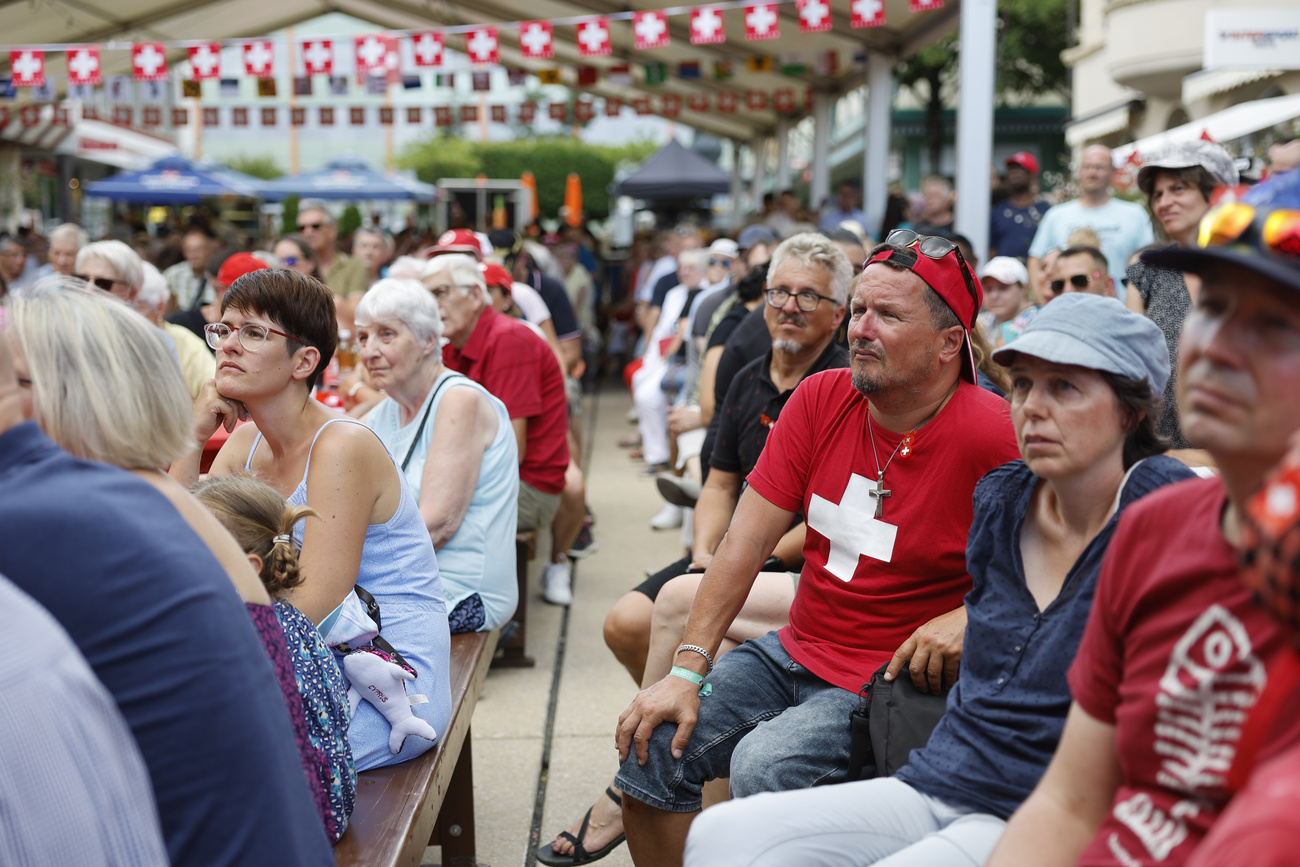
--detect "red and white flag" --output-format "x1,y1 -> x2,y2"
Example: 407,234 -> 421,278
10,50 -> 44,87
66,46 -> 101,86
465,27 -> 500,65
774,88 -> 795,112
745,90 -> 768,110
355,35 -> 390,75
188,43 -> 222,80
301,40 -> 333,75
518,21 -> 553,60
242,40 -> 275,78
576,18 -> 612,57
690,7 -> 726,45
851,0 -> 886,28
909,0 -> 944,10
411,32 -> 444,68
661,94 -> 682,117
633,11 -> 670,50
717,91 -> 738,113
605,97 -> 623,117
797,0 -> 833,33
132,43 -> 169,82
744,4 -> 781,41
687,93 -> 710,112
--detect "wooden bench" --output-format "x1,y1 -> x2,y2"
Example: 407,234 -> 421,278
492,530 -> 537,668
335,629 -> 495,867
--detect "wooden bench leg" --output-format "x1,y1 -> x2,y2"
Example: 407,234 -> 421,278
493,532 -> 536,669
431,725 -> 477,867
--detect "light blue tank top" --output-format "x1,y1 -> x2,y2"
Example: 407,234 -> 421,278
366,371 -> 519,631
246,418 -> 451,772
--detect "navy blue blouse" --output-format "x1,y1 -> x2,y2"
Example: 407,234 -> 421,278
894,455 -> 1194,819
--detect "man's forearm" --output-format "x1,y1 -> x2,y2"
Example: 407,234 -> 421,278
691,475 -> 740,564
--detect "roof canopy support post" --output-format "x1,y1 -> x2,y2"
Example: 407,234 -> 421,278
810,91 -> 832,217
955,0 -> 997,263
863,52 -> 893,242
775,119 -> 792,192
751,136 -> 768,212
730,139 -> 744,232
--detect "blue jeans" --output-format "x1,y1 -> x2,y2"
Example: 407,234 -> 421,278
615,631 -> 863,813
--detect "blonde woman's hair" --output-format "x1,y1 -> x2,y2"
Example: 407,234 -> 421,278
9,279 -> 193,469
191,473 -> 319,599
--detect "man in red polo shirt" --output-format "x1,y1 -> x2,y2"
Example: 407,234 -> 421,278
428,252 -> 574,604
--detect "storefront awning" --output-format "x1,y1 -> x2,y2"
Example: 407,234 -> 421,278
1064,99 -> 1139,147
1181,67 -> 1283,105
1113,93 -> 1300,163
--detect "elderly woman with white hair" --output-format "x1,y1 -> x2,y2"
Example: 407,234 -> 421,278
136,262 -> 215,399
75,239 -> 144,303
357,278 -> 519,634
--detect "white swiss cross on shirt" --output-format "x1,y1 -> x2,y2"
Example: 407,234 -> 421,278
807,473 -> 898,580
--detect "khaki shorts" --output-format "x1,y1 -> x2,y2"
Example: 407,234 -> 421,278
518,480 -> 562,532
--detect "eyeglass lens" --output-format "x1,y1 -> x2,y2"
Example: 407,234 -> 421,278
75,274 -> 116,292
206,324 -> 270,351
767,288 -> 824,312
297,222 -> 323,231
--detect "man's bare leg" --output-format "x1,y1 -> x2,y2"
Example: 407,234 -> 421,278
624,796 -> 697,867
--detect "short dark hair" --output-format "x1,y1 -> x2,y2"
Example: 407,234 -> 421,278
737,260 -> 769,303
1139,164 -> 1217,202
222,269 -> 337,391
273,233 -> 321,273
1058,245 -> 1109,275
864,241 -> 961,331
1100,371 -> 1170,469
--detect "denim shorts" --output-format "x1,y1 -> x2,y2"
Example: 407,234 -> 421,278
615,631 -> 863,813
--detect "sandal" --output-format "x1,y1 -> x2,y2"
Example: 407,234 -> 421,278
536,787 -> 626,866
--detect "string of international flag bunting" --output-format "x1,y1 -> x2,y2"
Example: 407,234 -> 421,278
1,0 -> 943,128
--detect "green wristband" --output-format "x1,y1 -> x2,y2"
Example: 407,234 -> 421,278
669,666 -> 705,687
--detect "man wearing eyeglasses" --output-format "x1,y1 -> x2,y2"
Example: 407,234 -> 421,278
613,230 -> 1019,866
296,200 -> 367,298
1050,245 -> 1114,298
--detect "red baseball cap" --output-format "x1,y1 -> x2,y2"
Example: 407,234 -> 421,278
218,252 -> 269,287
426,229 -> 485,259
1004,151 -> 1040,174
865,239 -> 983,382
480,262 -> 513,290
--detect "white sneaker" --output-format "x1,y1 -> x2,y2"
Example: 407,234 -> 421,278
650,503 -> 684,530
542,557 -> 573,606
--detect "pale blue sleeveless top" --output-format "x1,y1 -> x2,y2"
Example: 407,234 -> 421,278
246,418 -> 451,772
366,371 -> 520,631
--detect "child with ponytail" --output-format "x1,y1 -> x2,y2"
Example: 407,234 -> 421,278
192,474 -> 356,844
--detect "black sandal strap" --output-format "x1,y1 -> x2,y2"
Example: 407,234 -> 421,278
604,786 -> 622,807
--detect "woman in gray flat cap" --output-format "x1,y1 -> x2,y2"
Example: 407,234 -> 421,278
1125,139 -> 1238,450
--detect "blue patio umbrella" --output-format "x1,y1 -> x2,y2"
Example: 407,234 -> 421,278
258,156 -> 436,203
82,155 -> 264,204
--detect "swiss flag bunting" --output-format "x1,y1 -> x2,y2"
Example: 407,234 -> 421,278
909,0 -> 944,10
633,11 -> 670,50
188,43 -> 223,80
744,4 -> 781,41
717,91 -> 738,113
412,32 -> 443,68
355,35 -> 390,75
687,93 -> 710,112
242,40 -> 275,78
132,43 -> 169,82
774,88 -> 795,112
465,27 -> 500,65
797,0 -> 833,33
576,18 -> 612,57
661,94 -> 682,117
21,104 -> 42,127
745,90 -> 769,110
575,100 -> 595,122
10,50 -> 45,87
519,21 -> 554,60
67,47 -> 102,86
300,40 -> 332,75
691,7 -> 726,44
633,96 -> 652,116
851,0 -> 886,28
605,97 -> 623,116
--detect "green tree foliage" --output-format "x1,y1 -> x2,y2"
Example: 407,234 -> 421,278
223,153 -> 285,180
280,195 -> 299,236
896,0 -> 1069,175
338,204 -> 362,238
397,134 -> 658,220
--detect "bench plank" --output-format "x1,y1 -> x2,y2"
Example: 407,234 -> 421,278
335,630 -> 494,867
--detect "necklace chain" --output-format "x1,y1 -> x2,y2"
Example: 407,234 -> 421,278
867,412 -> 908,482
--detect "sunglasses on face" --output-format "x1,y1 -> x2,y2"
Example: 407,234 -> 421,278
282,256 -> 300,267
708,257 -> 731,267
74,274 -> 124,292
1199,203 -> 1300,258
297,222 -> 324,231
1049,272 -> 1098,294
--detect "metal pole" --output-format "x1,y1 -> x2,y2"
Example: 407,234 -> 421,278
955,0 -> 997,262
811,92 -> 832,216
863,52 -> 892,241
730,139 -> 744,231
751,136 -> 767,214
775,119 -> 791,192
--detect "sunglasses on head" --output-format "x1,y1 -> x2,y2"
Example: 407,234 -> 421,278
1049,273 -> 1096,295
74,274 -> 122,292
1199,203 -> 1300,258
875,229 -> 981,324
297,222 -> 323,231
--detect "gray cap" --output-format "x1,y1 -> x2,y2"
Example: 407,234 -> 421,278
992,293 -> 1171,396
737,224 -> 779,250
1137,140 -> 1239,194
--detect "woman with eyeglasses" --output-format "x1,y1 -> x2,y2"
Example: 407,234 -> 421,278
169,268 -> 452,773
1124,141 -> 1238,451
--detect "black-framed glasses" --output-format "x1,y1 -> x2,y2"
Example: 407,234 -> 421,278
426,283 -> 480,302
74,274 -> 125,292
1049,273 -> 1097,295
297,222 -> 323,231
765,287 -> 836,313
204,322 -> 307,352
879,229 -> 981,322
16,377 -> 32,388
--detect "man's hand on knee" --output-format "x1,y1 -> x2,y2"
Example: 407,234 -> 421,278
883,606 -> 967,694
617,675 -> 701,764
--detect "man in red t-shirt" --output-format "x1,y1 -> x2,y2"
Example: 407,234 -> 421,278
430,253 -> 572,602
613,232 -> 1019,865
988,171 -> 1300,867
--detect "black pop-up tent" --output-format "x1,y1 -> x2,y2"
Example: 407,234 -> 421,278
614,139 -> 731,200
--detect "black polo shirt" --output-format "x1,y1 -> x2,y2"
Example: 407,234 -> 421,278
710,340 -> 848,477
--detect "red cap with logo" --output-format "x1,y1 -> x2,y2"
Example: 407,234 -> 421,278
1004,151 -> 1040,174
480,262 -> 513,290
426,229 -> 485,259
218,252 -> 270,287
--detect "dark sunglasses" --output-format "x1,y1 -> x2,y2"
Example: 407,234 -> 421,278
708,257 -> 731,267
1049,273 -> 1095,295
297,222 -> 323,231
74,274 -> 123,292
282,255 -> 300,267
